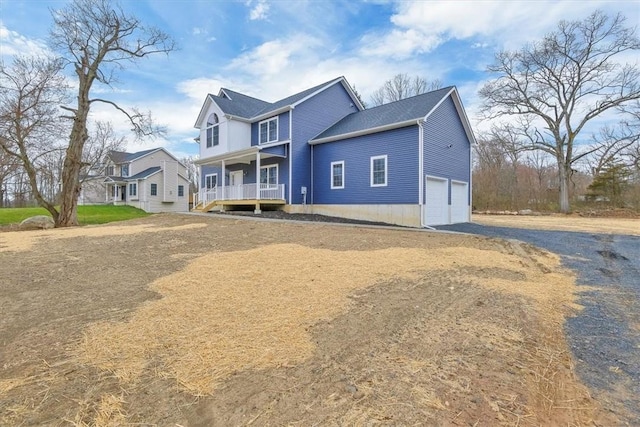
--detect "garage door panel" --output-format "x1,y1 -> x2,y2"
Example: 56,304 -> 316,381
424,177 -> 448,226
451,181 -> 469,223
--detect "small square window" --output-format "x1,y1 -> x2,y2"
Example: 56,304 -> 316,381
150,183 -> 157,196
259,117 -> 278,144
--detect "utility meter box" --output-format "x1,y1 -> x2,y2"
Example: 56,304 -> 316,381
301,186 -> 307,195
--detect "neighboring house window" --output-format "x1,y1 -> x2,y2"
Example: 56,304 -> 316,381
178,185 -> 184,197
129,182 -> 137,196
121,164 -> 129,177
107,166 -> 114,176
150,183 -> 157,196
331,161 -> 344,189
259,117 -> 278,144
206,113 -> 219,148
205,173 -> 217,189
260,164 -> 278,187
370,155 -> 387,187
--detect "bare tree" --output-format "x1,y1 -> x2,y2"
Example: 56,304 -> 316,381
50,0 -> 175,226
370,73 -> 442,106
0,55 -> 69,219
81,121 -> 125,182
479,10 -> 640,213
180,156 -> 200,194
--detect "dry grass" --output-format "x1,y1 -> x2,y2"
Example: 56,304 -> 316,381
0,222 -> 207,252
77,241 -> 575,397
473,214 -> 640,235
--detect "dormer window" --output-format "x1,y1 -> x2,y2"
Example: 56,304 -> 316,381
259,117 -> 278,144
206,113 -> 219,148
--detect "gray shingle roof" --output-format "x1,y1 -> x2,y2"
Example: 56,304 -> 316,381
126,166 -> 161,180
210,77 -> 344,120
311,86 -> 454,142
108,148 -> 159,164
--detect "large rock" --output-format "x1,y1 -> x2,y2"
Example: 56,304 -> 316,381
20,215 -> 55,230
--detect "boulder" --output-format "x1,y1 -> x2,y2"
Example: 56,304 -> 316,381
19,215 -> 55,230
518,209 -> 533,215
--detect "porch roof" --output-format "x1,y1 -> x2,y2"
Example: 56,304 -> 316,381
196,146 -> 286,166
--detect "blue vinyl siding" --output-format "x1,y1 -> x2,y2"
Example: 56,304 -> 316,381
261,144 -> 287,157
201,165 -> 222,187
251,111 -> 290,146
424,96 -> 472,204
292,82 -> 359,204
313,126 -> 419,204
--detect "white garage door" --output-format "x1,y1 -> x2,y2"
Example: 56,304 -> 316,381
424,176 -> 449,226
451,181 -> 469,223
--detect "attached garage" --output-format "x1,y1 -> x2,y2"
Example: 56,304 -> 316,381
424,176 -> 449,226
451,180 -> 469,223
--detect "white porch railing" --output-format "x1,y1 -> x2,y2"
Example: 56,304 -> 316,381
197,184 -> 285,207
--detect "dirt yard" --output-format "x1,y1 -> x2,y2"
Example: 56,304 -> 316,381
0,214 -> 621,426
473,213 -> 639,236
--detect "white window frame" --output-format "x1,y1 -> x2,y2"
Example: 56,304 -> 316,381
206,113 -> 219,148
129,182 -> 138,199
178,185 -> 184,197
150,183 -> 157,196
259,116 -> 278,144
330,160 -> 344,189
205,173 -> 218,189
370,155 -> 388,187
260,164 -> 278,188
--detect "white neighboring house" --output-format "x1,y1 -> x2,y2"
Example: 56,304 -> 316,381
79,148 -> 190,213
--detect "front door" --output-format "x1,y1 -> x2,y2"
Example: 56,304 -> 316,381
229,170 -> 243,199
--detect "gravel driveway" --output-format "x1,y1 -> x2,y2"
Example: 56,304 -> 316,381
437,223 -> 640,424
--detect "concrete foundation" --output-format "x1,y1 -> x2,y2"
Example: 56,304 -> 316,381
285,204 -> 422,228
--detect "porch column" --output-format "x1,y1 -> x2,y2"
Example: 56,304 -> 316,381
105,185 -> 108,203
255,152 -> 261,214
221,159 -> 226,200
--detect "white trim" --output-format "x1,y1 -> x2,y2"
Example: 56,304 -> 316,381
288,110 -> 293,204
258,139 -> 290,149
205,173 -> 218,189
196,146 -> 260,165
128,181 -> 139,200
260,163 -> 279,187
370,155 -> 388,187
309,119 -> 417,145
252,106 -> 292,123
330,160 -> 345,189
259,116 -> 279,144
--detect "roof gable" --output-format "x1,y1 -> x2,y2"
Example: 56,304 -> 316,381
309,87 -> 467,144
194,76 -> 364,128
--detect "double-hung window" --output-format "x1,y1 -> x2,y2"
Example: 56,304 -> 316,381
150,183 -> 157,196
206,113 -> 219,148
370,155 -> 387,187
331,161 -> 344,189
259,117 -> 278,144
129,182 -> 137,196
260,164 -> 278,188
178,185 -> 184,197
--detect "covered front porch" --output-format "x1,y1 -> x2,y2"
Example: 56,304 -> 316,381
194,146 -> 288,213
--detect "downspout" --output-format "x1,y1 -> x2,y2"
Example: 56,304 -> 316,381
288,109 -> 293,204
418,119 -> 435,230
310,144 -> 313,205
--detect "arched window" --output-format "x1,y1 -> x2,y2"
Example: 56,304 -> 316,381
206,113 -> 219,148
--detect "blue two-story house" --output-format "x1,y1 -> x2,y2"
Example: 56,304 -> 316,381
193,76 -> 474,227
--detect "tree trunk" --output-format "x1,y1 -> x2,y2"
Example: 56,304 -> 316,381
57,96 -> 89,227
558,162 -> 571,213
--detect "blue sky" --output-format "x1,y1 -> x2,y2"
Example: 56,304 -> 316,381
1,0 -> 638,158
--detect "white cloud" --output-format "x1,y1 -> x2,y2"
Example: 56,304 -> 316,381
247,0 -> 270,21
0,23 -> 51,57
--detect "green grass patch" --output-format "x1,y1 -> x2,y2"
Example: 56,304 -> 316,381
0,205 -> 150,226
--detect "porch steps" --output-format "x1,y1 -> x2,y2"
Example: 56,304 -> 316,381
192,200 -> 218,212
